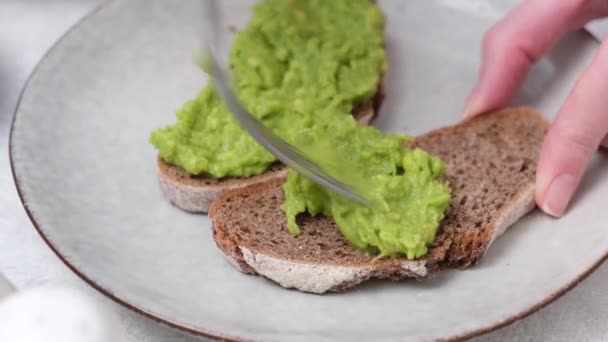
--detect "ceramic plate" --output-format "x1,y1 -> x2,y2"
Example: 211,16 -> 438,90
10,0 -> 607,340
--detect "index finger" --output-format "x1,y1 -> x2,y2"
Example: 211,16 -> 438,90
463,0 -> 608,119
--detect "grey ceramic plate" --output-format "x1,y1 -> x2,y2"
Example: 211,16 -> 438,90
10,0 -> 607,341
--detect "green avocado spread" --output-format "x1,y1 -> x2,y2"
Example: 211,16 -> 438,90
150,0 -> 451,258
150,0 -> 385,178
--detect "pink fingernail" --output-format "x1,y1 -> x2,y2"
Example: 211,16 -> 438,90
542,174 -> 577,217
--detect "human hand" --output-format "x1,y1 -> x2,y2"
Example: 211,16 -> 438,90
463,0 -> 608,217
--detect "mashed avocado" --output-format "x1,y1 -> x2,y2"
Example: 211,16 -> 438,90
150,0 -> 385,177
150,0 -> 451,258
281,125 -> 451,258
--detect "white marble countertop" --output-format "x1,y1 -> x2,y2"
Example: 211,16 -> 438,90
1,1 -> 607,341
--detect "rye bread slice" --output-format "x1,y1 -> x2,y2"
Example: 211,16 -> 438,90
208,107 -> 549,294
157,86 -> 384,213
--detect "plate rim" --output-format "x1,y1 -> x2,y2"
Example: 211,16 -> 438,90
7,0 -> 607,341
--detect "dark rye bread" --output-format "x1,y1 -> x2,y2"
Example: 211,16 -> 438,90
157,85 -> 384,213
208,107 -> 549,294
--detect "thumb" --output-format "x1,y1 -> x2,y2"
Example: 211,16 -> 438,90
536,38 -> 608,217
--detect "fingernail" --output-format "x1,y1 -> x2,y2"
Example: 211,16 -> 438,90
542,174 -> 577,217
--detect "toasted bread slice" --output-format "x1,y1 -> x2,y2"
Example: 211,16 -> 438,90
157,87 -> 384,213
208,107 -> 549,294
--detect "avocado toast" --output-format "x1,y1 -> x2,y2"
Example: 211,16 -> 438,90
209,107 -> 548,293
149,0 -> 549,294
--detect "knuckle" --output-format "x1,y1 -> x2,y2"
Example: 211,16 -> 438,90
481,25 -> 507,52
551,122 -> 600,155
482,24 -> 537,64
